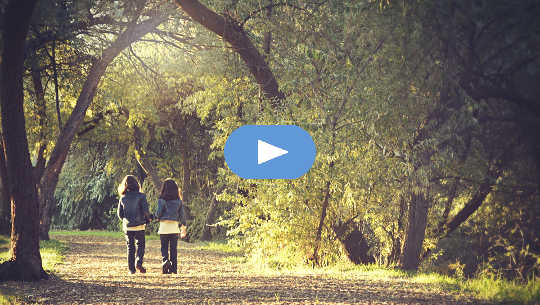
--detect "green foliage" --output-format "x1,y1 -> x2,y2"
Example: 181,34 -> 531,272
17,0 -> 538,293
53,141 -> 122,230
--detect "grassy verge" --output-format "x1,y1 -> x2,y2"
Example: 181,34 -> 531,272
262,262 -> 540,305
0,235 -> 69,305
4,231 -> 536,305
0,235 -> 68,271
0,290 -> 19,305
50,230 -> 160,240
463,275 -> 539,305
192,240 -> 242,254
191,241 -> 539,305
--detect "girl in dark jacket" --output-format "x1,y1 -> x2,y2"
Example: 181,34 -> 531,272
117,175 -> 152,274
155,178 -> 187,274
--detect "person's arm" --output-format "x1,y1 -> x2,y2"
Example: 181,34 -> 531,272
178,200 -> 187,226
178,200 -> 187,238
155,199 -> 165,220
117,199 -> 124,220
141,194 -> 153,222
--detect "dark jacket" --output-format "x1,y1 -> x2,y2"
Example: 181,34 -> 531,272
155,199 -> 187,226
117,191 -> 151,227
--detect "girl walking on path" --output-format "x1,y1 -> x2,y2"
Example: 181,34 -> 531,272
155,178 -> 187,274
117,175 -> 153,274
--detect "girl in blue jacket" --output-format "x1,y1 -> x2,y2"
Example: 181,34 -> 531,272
117,175 -> 153,274
155,178 -> 187,274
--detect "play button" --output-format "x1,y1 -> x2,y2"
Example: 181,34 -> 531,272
258,140 -> 288,164
224,125 -> 316,179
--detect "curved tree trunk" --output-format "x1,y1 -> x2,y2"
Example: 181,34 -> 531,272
0,0 -> 47,282
38,13 -> 168,240
174,0 -> 284,103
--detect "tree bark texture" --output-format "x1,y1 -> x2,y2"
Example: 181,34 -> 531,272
0,140 -> 11,235
0,0 -> 48,281
312,180 -> 331,265
399,192 -> 429,270
174,0 -> 284,102
30,62 -> 47,181
38,12 -> 169,240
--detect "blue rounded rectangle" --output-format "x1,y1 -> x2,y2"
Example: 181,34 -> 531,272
224,125 -> 316,179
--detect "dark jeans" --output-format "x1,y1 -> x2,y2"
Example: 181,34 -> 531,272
160,234 -> 178,273
125,230 -> 145,272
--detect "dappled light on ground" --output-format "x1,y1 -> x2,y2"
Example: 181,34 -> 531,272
0,235 -> 485,304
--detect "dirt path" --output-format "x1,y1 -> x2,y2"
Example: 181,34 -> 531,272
0,235 -> 484,304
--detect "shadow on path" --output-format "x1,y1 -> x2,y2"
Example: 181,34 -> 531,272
0,235 -> 485,304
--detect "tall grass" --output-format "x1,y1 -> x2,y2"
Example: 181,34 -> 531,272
464,275 -> 539,305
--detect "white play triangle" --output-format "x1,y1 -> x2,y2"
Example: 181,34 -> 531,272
258,140 -> 288,164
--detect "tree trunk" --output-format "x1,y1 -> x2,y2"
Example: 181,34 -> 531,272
37,178 -> 58,241
388,196 -> 406,265
437,181 -> 458,235
38,13 -> 168,239
442,178 -> 495,237
0,0 -> 48,282
51,39 -> 63,129
133,126 -> 161,190
399,191 -> 429,271
136,160 -> 148,186
30,62 -> 47,182
263,0 -> 273,56
311,121 -> 339,265
200,196 -> 217,241
312,180 -> 331,265
0,140 -> 11,235
174,0 -> 284,102
181,141 -> 191,203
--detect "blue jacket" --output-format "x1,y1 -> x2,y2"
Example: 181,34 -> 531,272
117,191 -> 151,227
155,199 -> 187,226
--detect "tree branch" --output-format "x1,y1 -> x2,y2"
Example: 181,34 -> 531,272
174,0 -> 284,103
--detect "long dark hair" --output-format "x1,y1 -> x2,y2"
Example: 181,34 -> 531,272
118,175 -> 140,196
159,178 -> 182,201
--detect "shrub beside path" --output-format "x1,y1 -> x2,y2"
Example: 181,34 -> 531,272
0,235 -> 485,304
